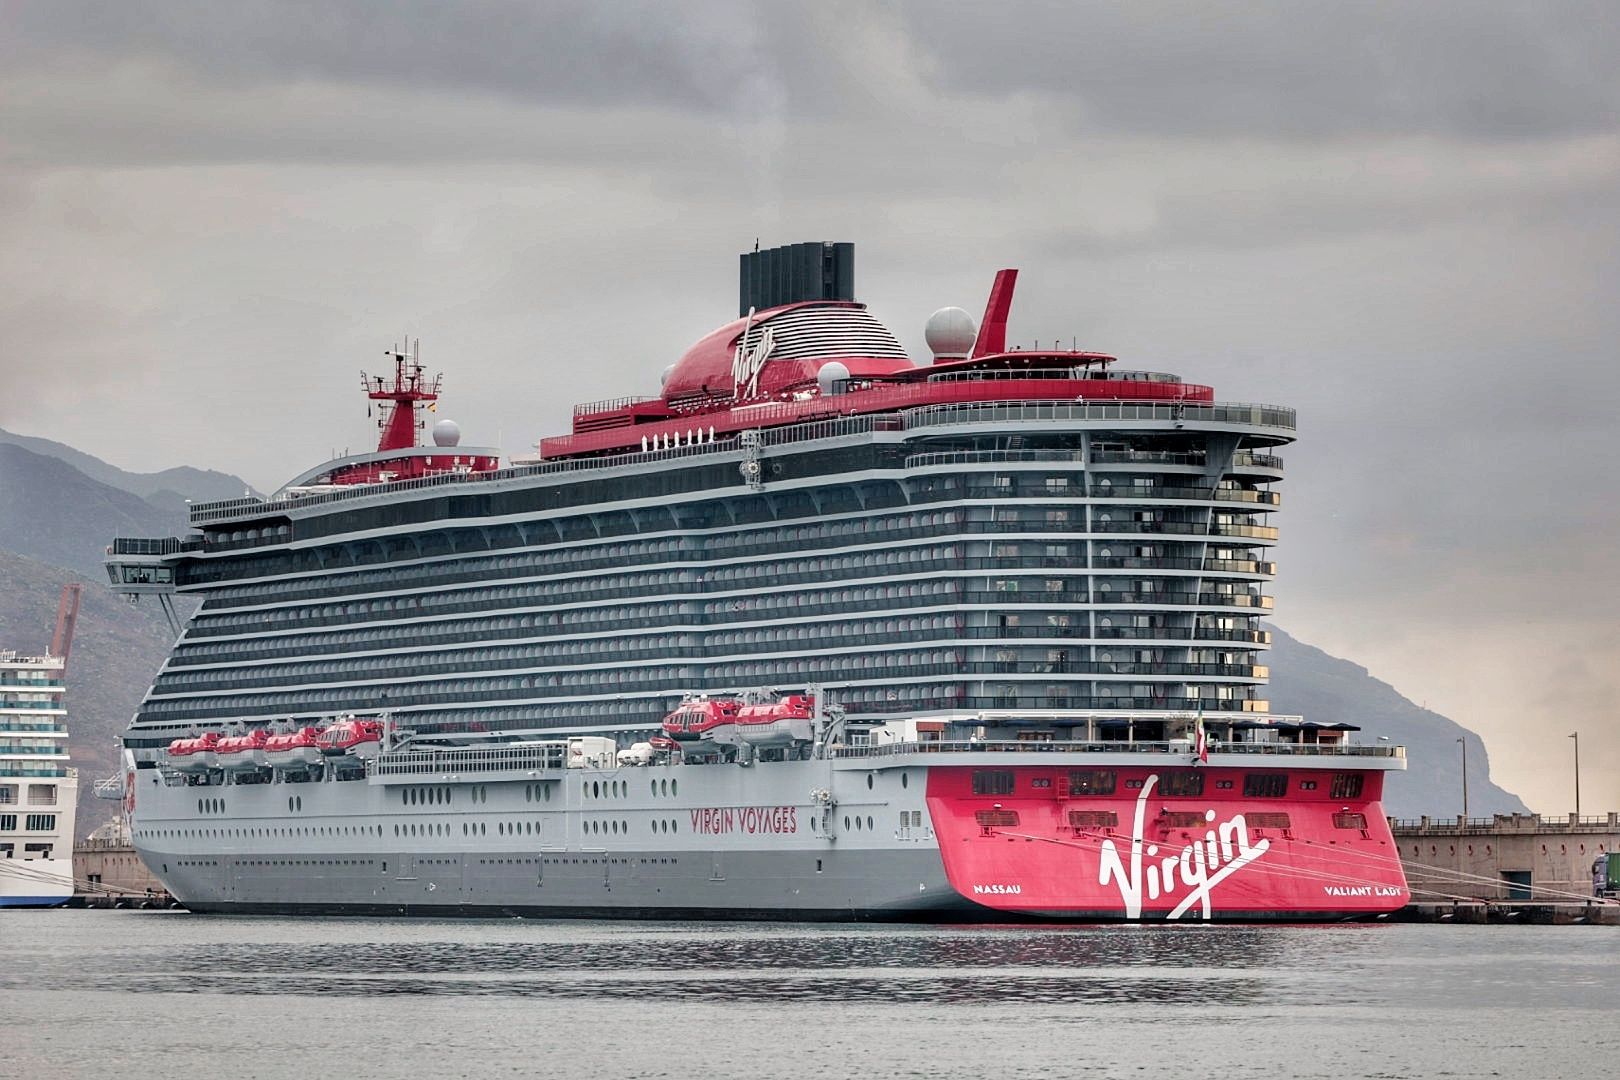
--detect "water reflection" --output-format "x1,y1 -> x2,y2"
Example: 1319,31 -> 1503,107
0,921 -> 1310,1005
113,924 -> 1301,977
63,971 -> 1269,1005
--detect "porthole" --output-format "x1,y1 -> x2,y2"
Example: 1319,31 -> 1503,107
845,816 -> 851,830
868,816 -> 875,831
867,774 -> 874,790
672,779 -> 678,797
901,774 -> 908,789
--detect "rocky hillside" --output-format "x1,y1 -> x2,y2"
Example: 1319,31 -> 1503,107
1267,627 -> 1527,818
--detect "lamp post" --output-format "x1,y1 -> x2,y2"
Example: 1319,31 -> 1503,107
1569,731 -> 1581,818
1455,736 -> 1469,821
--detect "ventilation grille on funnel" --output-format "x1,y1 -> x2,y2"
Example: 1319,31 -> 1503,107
737,305 -> 908,362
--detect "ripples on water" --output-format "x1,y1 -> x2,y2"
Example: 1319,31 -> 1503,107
2,912 -> 1616,1079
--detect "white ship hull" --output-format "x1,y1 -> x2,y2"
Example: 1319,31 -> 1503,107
0,855 -> 74,908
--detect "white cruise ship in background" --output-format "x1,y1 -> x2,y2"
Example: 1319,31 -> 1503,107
0,588 -> 81,906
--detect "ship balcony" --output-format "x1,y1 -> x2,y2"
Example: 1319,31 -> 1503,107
1090,485 -> 1280,506
1094,625 -> 1268,642
0,723 -> 68,735
1091,556 -> 1275,575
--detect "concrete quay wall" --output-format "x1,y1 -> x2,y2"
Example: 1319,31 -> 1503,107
1392,812 -> 1619,902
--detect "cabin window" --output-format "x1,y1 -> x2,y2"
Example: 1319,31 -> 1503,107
1161,811 -> 1207,828
1243,774 -> 1288,798
971,770 -> 1015,796
1247,812 -> 1292,830
1330,773 -> 1365,800
1159,772 -> 1205,797
1068,810 -> 1119,830
1333,812 -> 1368,830
1069,770 -> 1116,795
975,809 -> 1020,827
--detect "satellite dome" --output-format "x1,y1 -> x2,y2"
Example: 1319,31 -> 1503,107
816,360 -> 851,395
925,306 -> 977,360
431,419 -> 462,447
660,363 -> 677,386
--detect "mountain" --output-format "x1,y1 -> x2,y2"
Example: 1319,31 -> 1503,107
1265,626 -> 1528,819
0,551 -> 175,837
0,426 -> 259,504
0,443 -> 184,578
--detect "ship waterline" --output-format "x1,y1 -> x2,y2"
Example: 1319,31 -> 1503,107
107,241 -> 1409,920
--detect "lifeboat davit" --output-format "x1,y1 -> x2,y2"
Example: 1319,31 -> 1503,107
317,717 -> 383,760
214,729 -> 270,771
166,732 -> 220,772
265,727 -> 324,770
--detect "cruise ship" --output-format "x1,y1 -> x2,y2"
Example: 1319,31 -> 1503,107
1,590 -> 80,906
106,241 -> 1410,919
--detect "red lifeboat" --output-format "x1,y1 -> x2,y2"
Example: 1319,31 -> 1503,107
734,694 -> 816,748
317,717 -> 384,760
661,698 -> 741,742
264,727 -> 325,770
166,732 -> 220,772
662,693 -> 817,749
214,729 -> 270,771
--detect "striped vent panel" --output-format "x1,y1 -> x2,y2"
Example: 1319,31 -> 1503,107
738,305 -> 908,361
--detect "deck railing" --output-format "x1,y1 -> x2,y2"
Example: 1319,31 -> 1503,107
175,397 -> 1296,528
831,739 -> 1404,760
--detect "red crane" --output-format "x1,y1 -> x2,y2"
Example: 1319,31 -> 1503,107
50,582 -> 82,673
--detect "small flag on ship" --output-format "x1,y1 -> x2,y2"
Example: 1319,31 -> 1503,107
1194,711 -> 1208,764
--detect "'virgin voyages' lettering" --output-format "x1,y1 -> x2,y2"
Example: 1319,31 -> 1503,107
1097,775 -> 1269,920
689,806 -> 798,836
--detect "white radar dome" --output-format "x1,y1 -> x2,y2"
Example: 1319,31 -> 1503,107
925,306 -> 977,360
431,419 -> 462,447
817,360 -> 851,395
660,363 -> 677,386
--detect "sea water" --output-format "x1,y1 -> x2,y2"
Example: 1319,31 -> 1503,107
1,911 -> 1615,1079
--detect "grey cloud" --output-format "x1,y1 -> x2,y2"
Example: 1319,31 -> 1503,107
3,1 -> 747,112
897,0 -> 1620,141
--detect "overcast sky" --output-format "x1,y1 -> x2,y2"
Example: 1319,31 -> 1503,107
3,1 -> 1615,812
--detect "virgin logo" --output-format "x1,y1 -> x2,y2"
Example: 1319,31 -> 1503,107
1097,774 -> 1269,920
732,328 -> 775,400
